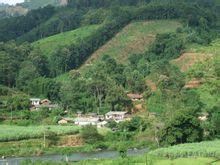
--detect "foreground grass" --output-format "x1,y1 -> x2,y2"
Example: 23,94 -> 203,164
21,140 -> 220,164
21,155 -> 220,165
32,25 -> 99,57
0,125 -> 79,142
149,140 -> 220,159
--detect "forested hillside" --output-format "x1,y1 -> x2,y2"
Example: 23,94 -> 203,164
0,0 -> 220,162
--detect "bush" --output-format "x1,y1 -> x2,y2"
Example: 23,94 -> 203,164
81,125 -> 103,144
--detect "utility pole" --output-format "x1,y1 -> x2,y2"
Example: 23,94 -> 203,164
10,105 -> 13,121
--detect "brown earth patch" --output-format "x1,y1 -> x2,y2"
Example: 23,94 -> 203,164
172,53 -> 213,72
146,80 -> 157,92
184,78 -> 204,89
58,135 -> 83,147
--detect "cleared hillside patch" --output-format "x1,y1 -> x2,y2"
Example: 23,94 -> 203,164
171,53 -> 213,72
33,25 -> 99,57
83,20 -> 181,66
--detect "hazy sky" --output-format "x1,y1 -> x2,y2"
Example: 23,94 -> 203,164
0,0 -> 24,5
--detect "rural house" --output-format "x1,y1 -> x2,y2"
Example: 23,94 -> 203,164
74,117 -> 101,126
127,93 -> 143,101
30,98 -> 41,106
30,98 -> 58,110
105,111 -> 127,121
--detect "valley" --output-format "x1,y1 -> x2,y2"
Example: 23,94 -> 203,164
0,0 -> 219,164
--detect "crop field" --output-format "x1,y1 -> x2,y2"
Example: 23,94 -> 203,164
149,140 -> 220,159
83,20 -> 181,66
32,25 -> 99,57
0,125 -> 79,142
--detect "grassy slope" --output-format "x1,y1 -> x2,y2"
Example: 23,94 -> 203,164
83,20 -> 181,66
32,25 -> 99,57
56,20 -> 181,82
174,39 -> 220,110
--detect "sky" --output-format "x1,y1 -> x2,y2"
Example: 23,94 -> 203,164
0,0 -> 24,5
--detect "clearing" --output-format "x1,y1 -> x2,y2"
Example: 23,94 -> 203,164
82,20 -> 181,67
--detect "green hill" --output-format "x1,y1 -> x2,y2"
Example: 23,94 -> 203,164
33,25 -> 100,57
83,20 -> 181,66
56,20 -> 181,82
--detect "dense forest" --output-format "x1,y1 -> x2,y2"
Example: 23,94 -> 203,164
0,0 -> 220,148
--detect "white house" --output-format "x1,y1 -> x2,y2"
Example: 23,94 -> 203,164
30,98 -> 41,106
105,111 -> 127,121
74,117 -> 100,126
30,98 -> 58,110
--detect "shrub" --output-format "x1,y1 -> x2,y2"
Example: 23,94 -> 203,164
81,125 -> 103,144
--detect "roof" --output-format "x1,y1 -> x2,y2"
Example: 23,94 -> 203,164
74,117 -> 100,123
35,104 -> 59,108
30,98 -> 41,101
41,99 -> 51,103
127,93 -> 143,99
106,111 -> 127,116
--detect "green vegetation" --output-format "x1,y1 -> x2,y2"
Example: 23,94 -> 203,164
149,140 -> 220,159
0,125 -> 79,142
21,0 -> 62,9
20,140 -> 220,164
83,20 -> 181,65
0,0 -> 220,163
33,25 -> 99,57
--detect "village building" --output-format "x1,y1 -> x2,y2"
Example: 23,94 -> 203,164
105,111 -> 127,121
30,98 -> 58,111
58,119 -> 68,125
127,93 -> 143,101
40,99 -> 51,105
74,117 -> 101,126
30,98 -> 41,106
58,118 -> 74,124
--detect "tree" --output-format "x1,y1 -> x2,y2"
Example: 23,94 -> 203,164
28,48 -> 49,76
105,85 -> 132,112
16,61 -> 39,91
126,69 -> 146,92
6,94 -> 30,111
160,109 -> 203,146
204,105 -> 220,138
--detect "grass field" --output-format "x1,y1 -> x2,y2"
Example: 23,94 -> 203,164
0,125 -> 79,142
24,155 -> 220,165
83,20 -> 181,66
149,140 -> 220,159
188,39 -> 220,56
32,25 -> 99,57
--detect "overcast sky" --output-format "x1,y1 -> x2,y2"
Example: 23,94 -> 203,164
0,0 -> 24,5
